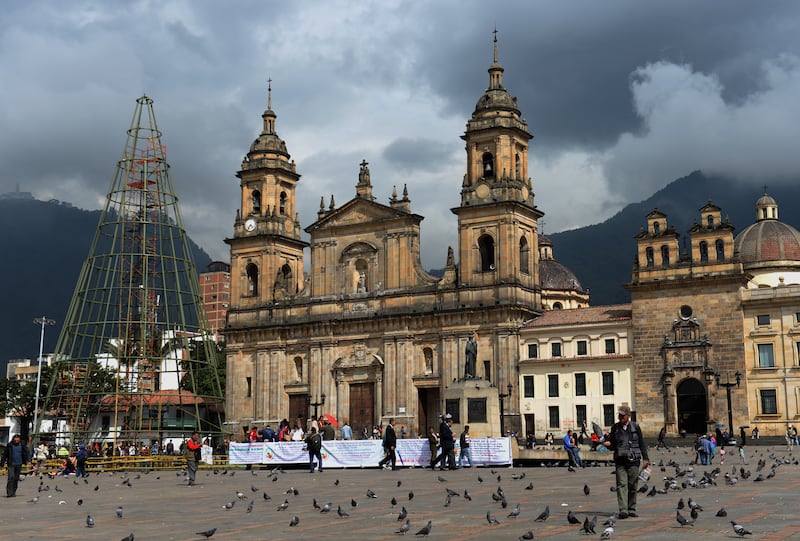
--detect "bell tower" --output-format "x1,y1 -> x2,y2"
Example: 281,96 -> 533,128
452,32 -> 543,298
226,81 -> 308,305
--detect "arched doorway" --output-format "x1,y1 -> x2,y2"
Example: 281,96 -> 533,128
676,378 -> 708,435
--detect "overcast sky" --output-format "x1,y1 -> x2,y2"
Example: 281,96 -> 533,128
3,1 -> 800,267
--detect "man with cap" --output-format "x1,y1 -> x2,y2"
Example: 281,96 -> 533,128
438,414 -> 456,470
603,405 -> 649,519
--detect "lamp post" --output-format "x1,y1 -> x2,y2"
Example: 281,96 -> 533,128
308,393 -> 326,421
498,383 -> 513,437
715,370 -> 742,444
32,316 -> 56,438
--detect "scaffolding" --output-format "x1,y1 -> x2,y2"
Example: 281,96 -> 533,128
39,96 -> 225,449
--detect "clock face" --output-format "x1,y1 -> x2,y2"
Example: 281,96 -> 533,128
475,183 -> 490,199
244,218 -> 256,232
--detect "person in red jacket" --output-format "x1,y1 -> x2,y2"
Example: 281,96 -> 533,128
184,432 -> 202,486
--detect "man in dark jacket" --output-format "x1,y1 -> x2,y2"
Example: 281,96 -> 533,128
603,405 -> 649,519
378,419 -> 397,470
1,434 -> 31,497
439,414 -> 456,470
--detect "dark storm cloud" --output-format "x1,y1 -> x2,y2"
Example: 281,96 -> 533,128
382,138 -> 457,173
1,0 -> 799,266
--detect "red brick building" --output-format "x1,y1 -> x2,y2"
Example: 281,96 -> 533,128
199,261 -> 231,339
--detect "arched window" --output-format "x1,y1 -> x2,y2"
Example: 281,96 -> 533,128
482,152 -> 494,178
707,214 -> 714,227
761,208 -> 768,220
645,247 -> 654,268
715,239 -> 725,261
519,236 -> 530,274
251,190 -> 261,215
699,241 -> 709,262
246,263 -> 259,297
279,192 -> 287,215
661,245 -> 670,266
553,302 -> 563,310
653,221 -> 661,234
515,153 -> 521,179
478,234 -> 495,272
423,347 -> 434,374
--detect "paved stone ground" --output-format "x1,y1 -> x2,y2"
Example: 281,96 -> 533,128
1,444 -> 799,540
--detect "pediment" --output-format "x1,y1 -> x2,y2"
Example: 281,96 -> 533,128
307,198 -> 418,232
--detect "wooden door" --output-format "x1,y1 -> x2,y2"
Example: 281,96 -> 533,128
349,383 -> 374,439
288,394 -> 308,429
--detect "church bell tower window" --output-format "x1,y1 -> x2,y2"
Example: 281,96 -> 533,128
479,234 -> 495,272
519,236 -> 530,274
661,245 -> 670,266
482,152 -> 495,178
246,263 -> 259,297
251,190 -> 261,215
645,247 -> 654,268
699,241 -> 709,262
715,239 -> 725,261
279,191 -> 287,215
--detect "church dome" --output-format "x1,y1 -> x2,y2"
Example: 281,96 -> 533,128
249,132 -> 289,156
474,88 -> 520,115
735,193 -> 800,266
540,259 -> 585,291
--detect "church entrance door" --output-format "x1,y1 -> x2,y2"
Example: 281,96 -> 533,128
349,382 -> 374,439
288,394 -> 308,429
676,378 -> 708,435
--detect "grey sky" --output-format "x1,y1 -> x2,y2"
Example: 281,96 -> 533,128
2,1 -> 799,267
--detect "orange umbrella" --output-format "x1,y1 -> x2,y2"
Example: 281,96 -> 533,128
324,413 -> 339,428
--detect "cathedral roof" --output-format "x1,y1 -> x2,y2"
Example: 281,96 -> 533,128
540,259 -> 585,291
734,193 -> 800,266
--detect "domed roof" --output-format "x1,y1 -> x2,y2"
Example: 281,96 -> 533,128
735,193 -> 800,265
540,259 -> 584,291
538,234 -> 553,247
735,220 -> 800,264
474,88 -> 520,115
249,132 -> 288,155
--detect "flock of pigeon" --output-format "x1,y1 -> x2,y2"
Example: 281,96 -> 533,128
9,445 -> 798,539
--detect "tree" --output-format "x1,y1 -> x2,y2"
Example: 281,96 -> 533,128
0,365 -> 52,442
180,339 -> 226,398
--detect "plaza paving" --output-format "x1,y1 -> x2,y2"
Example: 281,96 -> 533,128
1,443 -> 799,540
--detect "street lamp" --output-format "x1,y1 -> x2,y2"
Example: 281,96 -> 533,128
308,393 -> 326,421
715,370 -> 742,444
498,383 -> 513,437
32,316 -> 56,438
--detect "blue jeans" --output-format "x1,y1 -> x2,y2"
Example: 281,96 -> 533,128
458,447 -> 473,467
76,460 -> 87,478
309,450 -> 322,472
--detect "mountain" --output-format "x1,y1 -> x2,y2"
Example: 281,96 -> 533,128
550,170 -> 800,305
0,197 -> 212,370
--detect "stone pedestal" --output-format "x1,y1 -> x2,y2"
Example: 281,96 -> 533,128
442,378 -> 502,438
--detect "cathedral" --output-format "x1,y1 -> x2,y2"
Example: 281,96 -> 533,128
223,36 -> 586,439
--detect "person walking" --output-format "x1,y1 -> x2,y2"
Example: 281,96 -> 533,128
603,405 -> 649,519
33,441 -> 48,475
1,434 -> 31,497
304,427 -> 323,473
439,414 -> 456,470
378,419 -> 397,470
341,420 -> 353,440
458,425 -> 474,468
183,432 -> 202,486
656,426 -> 669,450
427,426 -> 441,469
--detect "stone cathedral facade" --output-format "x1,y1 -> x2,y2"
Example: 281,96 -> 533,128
223,38 -> 587,439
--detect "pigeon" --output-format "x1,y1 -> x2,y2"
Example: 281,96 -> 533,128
535,505 -> 550,521
583,484 -> 590,495
334,479 -> 340,486
313,498 -> 321,510
337,505 -> 349,518
676,511 -> 693,527
77,499 -> 84,506
289,515 -> 299,527
397,480 -> 402,487
116,506 -> 124,518
121,533 -> 134,541
437,476 -> 447,483
676,497 -> 684,509
86,515 -> 95,528
397,506 -> 408,520
731,521 -> 752,537
600,526 -> 614,540
415,520 -> 432,536
351,498 -> 358,508
464,489 -> 472,501
445,488 -> 459,497
525,482 -> 534,490
391,496 -> 398,506
690,507 -> 699,520
320,502 -> 332,513
567,510 -> 581,524
507,503 -> 521,518
55,485 -> 62,492
196,527 -> 217,538
518,531 -> 534,541
396,518 -> 411,535
443,495 -> 451,507
491,491 -> 504,502
251,485 -> 259,492
263,493 -> 271,501
487,511 -> 501,525
27,496 -> 39,503
477,475 -> 484,483
367,489 -> 378,498
277,499 -> 289,511
716,508 -> 728,517
687,498 -> 703,511
94,485 -> 100,491
246,500 -> 254,513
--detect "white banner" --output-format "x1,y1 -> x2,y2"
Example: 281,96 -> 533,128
201,444 -> 214,465
228,438 -> 512,467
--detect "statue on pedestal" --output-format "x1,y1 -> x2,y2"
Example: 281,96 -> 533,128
464,333 -> 478,378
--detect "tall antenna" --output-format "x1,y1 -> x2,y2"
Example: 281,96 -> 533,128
40,96 -> 225,448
